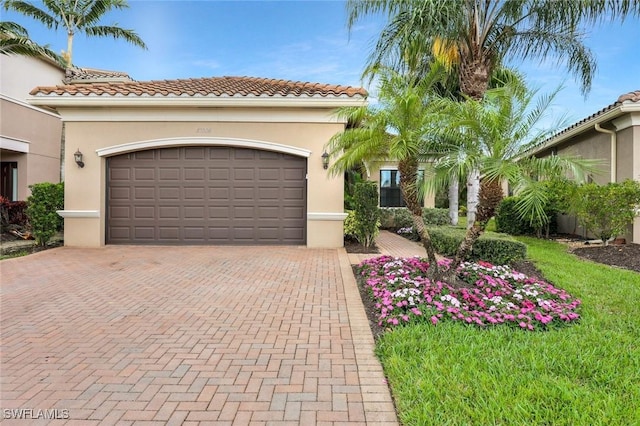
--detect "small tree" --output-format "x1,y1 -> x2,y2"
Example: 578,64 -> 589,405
352,181 -> 380,249
573,180 -> 640,245
26,182 -> 64,246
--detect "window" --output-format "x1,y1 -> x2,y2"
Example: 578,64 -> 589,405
0,162 -> 18,201
379,169 -> 424,207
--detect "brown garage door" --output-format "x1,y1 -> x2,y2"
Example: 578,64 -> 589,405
107,146 -> 306,245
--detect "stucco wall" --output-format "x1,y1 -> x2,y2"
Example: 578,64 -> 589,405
0,98 -> 62,200
0,55 -> 64,101
537,119 -> 640,244
60,111 -> 347,248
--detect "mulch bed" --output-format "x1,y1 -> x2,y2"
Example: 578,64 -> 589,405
571,244 -> 640,273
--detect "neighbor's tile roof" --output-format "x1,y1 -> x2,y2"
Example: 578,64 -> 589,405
65,67 -> 133,82
31,76 -> 367,98
549,89 -> 640,139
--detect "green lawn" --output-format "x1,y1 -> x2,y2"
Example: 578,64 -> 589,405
375,237 -> 640,426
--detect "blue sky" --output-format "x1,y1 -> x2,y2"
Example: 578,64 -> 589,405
4,0 -> 639,128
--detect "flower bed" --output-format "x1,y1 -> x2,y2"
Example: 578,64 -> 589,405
356,255 -> 581,331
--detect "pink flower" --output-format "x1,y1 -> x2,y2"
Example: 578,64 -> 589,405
431,316 -> 439,325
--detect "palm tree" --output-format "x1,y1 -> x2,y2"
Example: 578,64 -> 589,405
2,0 -> 146,66
428,81 -> 596,274
347,0 -> 639,260
327,65 -> 445,272
0,20 -> 62,63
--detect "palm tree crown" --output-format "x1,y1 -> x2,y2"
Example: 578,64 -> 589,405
3,0 -> 147,66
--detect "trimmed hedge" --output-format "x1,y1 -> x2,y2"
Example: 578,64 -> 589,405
428,226 -> 526,265
495,196 -> 558,237
380,207 -> 450,230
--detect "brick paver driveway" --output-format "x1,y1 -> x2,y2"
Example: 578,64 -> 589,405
1,246 -> 397,425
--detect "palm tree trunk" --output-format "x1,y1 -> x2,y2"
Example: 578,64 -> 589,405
466,168 -> 479,229
65,32 -> 73,66
398,158 -> 439,272
448,175 -> 459,226
449,179 -> 505,274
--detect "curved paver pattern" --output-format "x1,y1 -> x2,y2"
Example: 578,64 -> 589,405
1,246 -> 397,425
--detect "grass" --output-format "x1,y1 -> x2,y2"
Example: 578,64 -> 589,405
374,237 -> 640,426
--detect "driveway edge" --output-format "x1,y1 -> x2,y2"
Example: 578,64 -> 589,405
337,249 -> 399,425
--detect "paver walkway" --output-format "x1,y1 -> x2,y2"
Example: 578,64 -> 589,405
1,244 -> 398,425
347,230 -> 430,265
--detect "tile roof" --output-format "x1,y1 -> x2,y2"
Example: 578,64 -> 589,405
31,76 -> 368,98
65,67 -> 133,83
545,89 -> 640,140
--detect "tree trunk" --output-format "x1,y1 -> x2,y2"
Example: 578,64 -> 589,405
65,32 -> 73,66
459,51 -> 491,101
448,176 -> 459,226
398,158 -> 439,272
448,179 -> 504,278
466,168 -> 479,229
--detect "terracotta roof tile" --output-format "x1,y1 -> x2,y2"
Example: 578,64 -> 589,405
31,76 -> 367,98
545,89 -> 640,140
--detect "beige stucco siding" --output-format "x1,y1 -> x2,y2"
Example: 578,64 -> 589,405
60,113 -> 346,247
0,55 -> 63,102
0,98 -> 61,200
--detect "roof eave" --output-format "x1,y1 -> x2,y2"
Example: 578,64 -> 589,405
525,102 -> 640,156
26,94 -> 367,109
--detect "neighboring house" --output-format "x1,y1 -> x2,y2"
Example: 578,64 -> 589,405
28,74 -> 366,248
367,162 -> 434,208
529,90 -> 640,244
0,54 -> 65,200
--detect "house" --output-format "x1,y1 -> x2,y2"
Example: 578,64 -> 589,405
28,73 -> 367,248
0,54 -> 65,201
529,90 -> 640,244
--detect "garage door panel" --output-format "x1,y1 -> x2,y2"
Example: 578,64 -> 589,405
209,188 -> 230,199
134,227 -> 156,240
209,168 -> 231,180
110,168 -> 131,180
159,148 -> 179,160
134,168 -> 155,180
159,168 -> 180,180
184,147 -> 206,159
110,206 -> 131,219
159,206 -> 179,219
134,206 -> 156,219
184,187 -> 205,199
110,187 -> 130,200
159,187 -> 180,200
134,187 -> 155,199
159,227 -> 179,239
107,146 -> 306,245
134,150 -> 155,160
234,168 -> 255,180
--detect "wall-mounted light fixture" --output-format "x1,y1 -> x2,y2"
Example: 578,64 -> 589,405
74,149 -> 85,168
321,151 -> 329,170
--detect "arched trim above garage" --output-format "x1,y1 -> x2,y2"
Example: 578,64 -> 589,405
96,137 -> 312,158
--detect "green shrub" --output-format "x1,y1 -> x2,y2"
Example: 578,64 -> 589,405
379,207 -> 413,230
343,210 -> 357,241
422,208 -> 450,226
495,196 -> 558,237
379,207 -> 450,230
573,180 -> 640,244
352,181 -> 380,248
429,226 -> 526,265
495,197 -> 535,235
26,182 -> 64,246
